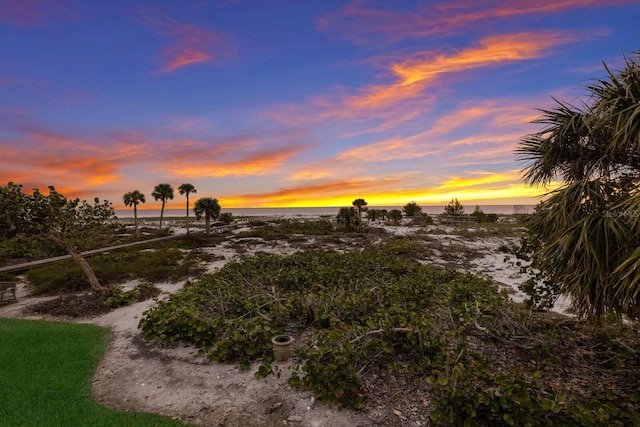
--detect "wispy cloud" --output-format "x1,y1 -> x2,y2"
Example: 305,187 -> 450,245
267,32 -> 572,132
138,15 -> 231,73
0,0 -> 78,26
0,120 -> 147,195
166,116 -> 215,132
0,113 -> 310,200
335,99 -> 539,163
318,0 -> 633,44
167,145 -> 308,178
347,32 -> 576,109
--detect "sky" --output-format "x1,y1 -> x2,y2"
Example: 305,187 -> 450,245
1,0 -> 639,210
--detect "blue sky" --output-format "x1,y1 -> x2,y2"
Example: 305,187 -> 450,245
1,0 -> 639,209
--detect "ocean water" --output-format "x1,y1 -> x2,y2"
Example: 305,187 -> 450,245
115,205 -> 535,218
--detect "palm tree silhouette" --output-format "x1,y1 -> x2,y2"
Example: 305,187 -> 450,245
123,190 -> 146,238
194,197 -> 221,234
178,183 -> 197,235
352,198 -> 368,220
151,183 -> 174,232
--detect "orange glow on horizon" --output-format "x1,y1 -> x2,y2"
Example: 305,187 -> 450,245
198,173 -> 555,209
213,185 -> 549,209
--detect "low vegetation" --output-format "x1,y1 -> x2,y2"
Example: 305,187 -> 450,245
4,203 -> 640,425
26,247 -> 204,295
139,241 -> 640,425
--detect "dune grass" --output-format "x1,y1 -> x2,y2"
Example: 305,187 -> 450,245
0,318 -> 186,427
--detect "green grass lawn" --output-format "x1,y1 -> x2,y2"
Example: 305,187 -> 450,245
0,318 -> 187,426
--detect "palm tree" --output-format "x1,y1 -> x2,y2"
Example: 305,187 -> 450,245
123,190 -> 145,238
517,51 -> 640,321
178,183 -> 197,235
352,198 -> 368,220
151,183 -> 174,232
194,197 -> 221,234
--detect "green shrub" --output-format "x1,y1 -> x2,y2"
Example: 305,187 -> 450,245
28,248 -> 201,295
105,285 -> 139,308
0,234 -> 62,262
277,218 -> 334,235
0,272 -> 18,282
388,209 -> 402,224
403,201 -> 422,217
104,281 -> 161,308
423,213 -> 434,224
336,207 -> 361,231
219,212 -> 234,225
135,281 -> 162,301
139,244 -> 507,408
429,360 -> 562,426
27,260 -> 87,294
158,227 -> 173,237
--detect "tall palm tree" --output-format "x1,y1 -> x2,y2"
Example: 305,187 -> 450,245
194,197 -> 221,234
517,51 -> 640,321
178,183 -> 197,235
151,183 -> 174,231
352,198 -> 368,220
123,190 -> 145,238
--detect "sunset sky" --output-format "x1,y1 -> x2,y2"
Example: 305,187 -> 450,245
1,0 -> 639,209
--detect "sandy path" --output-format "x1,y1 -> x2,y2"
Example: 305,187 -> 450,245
89,287 -> 378,427
1,282 -> 376,427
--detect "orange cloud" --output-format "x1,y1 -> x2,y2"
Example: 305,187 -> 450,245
318,0 -> 633,44
168,145 -> 307,178
0,114 -> 155,199
0,129 -> 147,194
395,33 -> 569,82
338,136 -> 446,163
289,166 -> 336,181
266,93 -> 433,133
268,31 -> 572,131
138,16 -> 230,73
346,32 -> 574,110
